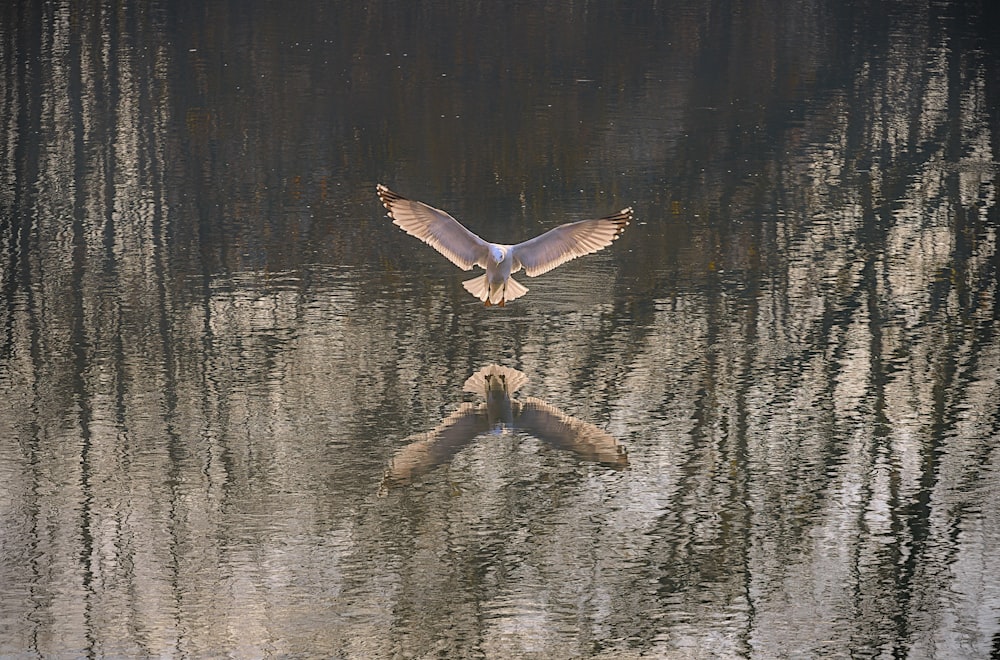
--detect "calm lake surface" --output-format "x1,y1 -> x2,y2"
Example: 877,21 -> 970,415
2,1 -> 999,657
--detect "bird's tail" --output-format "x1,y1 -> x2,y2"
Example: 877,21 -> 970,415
462,364 -> 529,397
462,275 -> 529,306
462,275 -> 490,302
504,276 -> 528,303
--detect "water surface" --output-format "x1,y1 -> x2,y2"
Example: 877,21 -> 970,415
1,1 -> 999,657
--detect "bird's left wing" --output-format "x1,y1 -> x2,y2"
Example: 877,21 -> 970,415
377,184 -> 491,270
511,207 -> 632,277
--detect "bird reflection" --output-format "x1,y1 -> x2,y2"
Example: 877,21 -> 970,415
381,365 -> 628,491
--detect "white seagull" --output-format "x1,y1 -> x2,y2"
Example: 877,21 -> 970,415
377,184 -> 632,306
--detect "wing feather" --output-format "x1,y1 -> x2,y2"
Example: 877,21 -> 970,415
515,397 -> 628,467
380,403 -> 490,490
511,208 -> 632,277
377,184 -> 490,270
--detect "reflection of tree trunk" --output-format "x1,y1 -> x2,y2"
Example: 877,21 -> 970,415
2,4 -> 41,362
1,5 -> 184,655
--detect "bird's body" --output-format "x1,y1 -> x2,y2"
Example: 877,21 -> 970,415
377,184 -> 632,306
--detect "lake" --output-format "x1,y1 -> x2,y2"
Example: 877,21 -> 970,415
1,1 -> 999,657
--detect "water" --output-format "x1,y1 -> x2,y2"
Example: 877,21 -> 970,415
1,1 -> 999,657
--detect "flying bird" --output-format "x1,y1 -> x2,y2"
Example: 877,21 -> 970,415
380,364 -> 628,492
377,184 -> 632,306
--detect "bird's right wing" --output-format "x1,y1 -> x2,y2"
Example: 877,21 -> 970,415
377,184 -> 491,270
380,403 -> 491,491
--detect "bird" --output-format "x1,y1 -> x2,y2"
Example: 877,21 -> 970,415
376,184 -> 632,306
380,364 -> 628,492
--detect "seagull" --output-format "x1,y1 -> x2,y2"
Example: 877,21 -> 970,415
377,184 -> 632,306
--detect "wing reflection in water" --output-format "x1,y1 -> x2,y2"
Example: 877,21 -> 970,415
381,365 -> 627,491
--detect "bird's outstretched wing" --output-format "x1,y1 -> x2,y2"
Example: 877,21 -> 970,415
515,397 -> 628,467
381,403 -> 491,490
377,184 -> 491,271
511,208 -> 632,277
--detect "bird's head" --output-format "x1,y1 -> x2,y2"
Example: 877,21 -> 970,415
488,244 -> 507,263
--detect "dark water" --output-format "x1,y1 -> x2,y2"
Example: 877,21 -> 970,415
2,1 -> 999,657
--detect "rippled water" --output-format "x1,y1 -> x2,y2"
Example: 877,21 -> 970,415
1,1 -> 999,657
